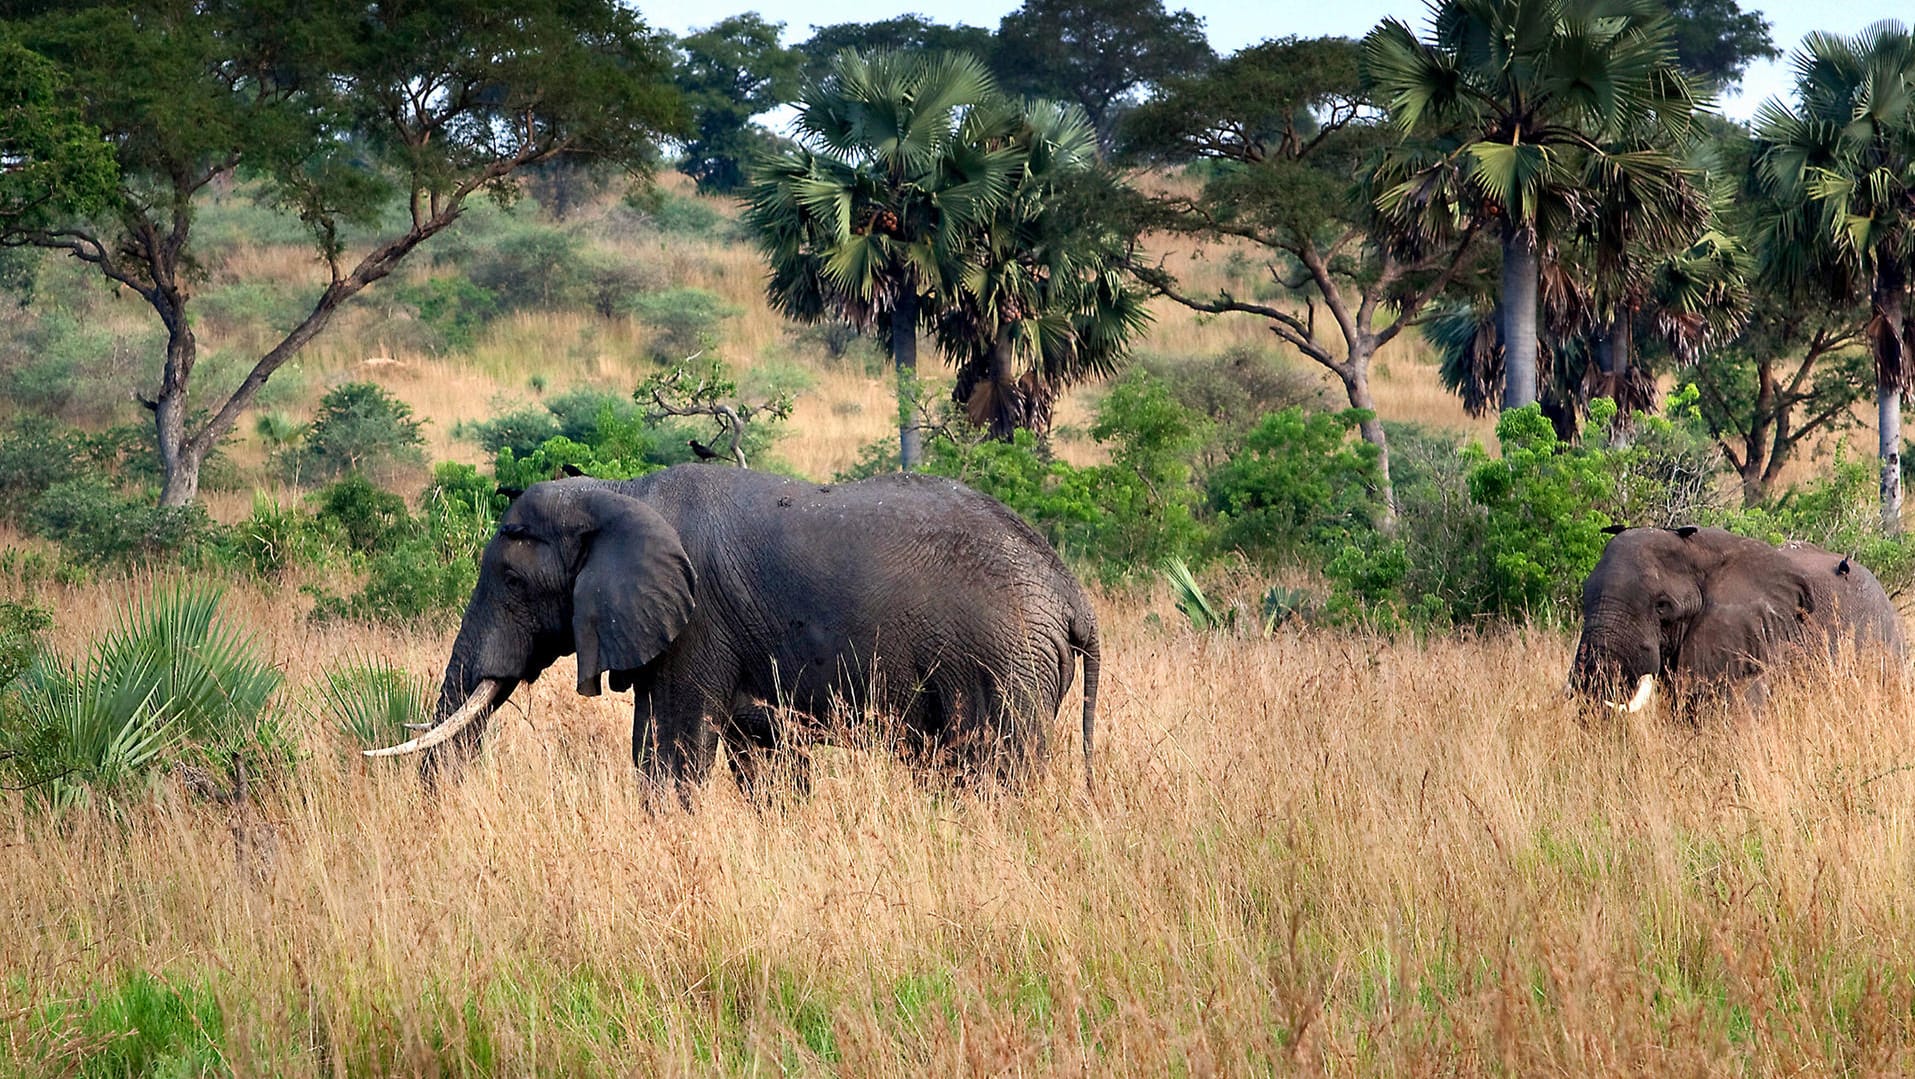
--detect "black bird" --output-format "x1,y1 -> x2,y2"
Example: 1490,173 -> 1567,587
688,438 -> 721,461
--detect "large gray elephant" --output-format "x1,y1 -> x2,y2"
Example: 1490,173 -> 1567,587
367,466 -> 1101,798
1569,525 -> 1906,712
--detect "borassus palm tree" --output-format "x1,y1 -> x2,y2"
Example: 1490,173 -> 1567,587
1755,21 -> 1915,532
935,98 -> 1151,439
1363,0 -> 1703,411
745,50 -> 1013,469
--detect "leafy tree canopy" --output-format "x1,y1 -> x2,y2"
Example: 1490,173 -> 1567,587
675,13 -> 802,193
1663,0 -> 1779,91
993,0 -> 1214,154
798,15 -> 995,79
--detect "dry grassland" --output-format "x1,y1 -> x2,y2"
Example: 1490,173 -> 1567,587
6,584 -> 1915,1073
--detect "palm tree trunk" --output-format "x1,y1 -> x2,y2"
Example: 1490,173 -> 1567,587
1881,384 -> 1903,533
1500,227 -> 1540,411
1877,277 -> 1907,534
892,292 -> 922,470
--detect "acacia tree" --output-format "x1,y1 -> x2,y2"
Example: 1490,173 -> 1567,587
0,42 -> 116,230
1755,22 -> 1915,532
1362,0 -> 1703,412
1121,37 -> 1485,525
0,0 -> 682,506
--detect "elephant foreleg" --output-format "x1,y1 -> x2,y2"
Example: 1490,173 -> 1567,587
632,686 -> 718,809
723,699 -> 810,805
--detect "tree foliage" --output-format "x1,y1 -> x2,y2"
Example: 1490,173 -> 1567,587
993,0 -> 1213,154
675,14 -> 801,194
797,16 -> 995,80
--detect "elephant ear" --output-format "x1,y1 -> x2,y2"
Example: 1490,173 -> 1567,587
1676,553 -> 1814,686
570,489 -> 696,696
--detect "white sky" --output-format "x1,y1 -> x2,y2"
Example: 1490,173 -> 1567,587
642,0 -> 1895,120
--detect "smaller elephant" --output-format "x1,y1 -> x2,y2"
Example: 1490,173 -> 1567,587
1570,526 -> 1906,712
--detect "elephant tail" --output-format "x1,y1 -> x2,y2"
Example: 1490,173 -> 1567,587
1073,619 -> 1100,793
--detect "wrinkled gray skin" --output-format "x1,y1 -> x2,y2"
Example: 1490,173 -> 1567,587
1570,526 -> 1906,710
422,466 -> 1100,799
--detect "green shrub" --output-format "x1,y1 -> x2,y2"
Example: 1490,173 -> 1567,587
912,375 -> 1212,583
459,406 -> 562,456
1208,408 -> 1384,565
0,417 -> 100,517
28,477 -> 220,568
396,275 -> 500,352
312,474 -> 414,554
494,436 -> 658,490
469,227 -> 589,310
1142,345 -> 1328,458
286,381 -> 426,483
307,470 -> 493,627
1,584 -> 288,810
627,287 -> 737,361
621,187 -> 730,237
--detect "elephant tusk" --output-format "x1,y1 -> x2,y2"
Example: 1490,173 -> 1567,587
364,679 -> 501,758
1605,674 -> 1656,715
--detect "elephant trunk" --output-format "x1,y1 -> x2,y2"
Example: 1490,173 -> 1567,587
405,592 -> 524,784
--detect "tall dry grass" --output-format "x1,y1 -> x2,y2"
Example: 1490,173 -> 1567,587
5,577 -> 1915,1073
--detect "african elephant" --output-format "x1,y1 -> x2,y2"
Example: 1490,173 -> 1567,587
366,467 -> 1101,798
1569,525 -> 1906,712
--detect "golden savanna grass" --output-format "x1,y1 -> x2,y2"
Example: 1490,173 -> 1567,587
5,181 -> 1913,1073
7,587 -> 1915,1073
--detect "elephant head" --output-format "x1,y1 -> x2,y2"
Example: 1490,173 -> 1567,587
366,480 -> 696,774
1570,525 -> 1817,711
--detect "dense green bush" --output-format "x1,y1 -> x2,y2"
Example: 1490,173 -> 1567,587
884,374 -> 1213,583
1143,345 -> 1327,460
284,382 -> 426,483
312,474 -> 413,554
628,287 -> 738,361
396,275 -> 500,352
307,468 -> 494,626
29,477 -> 220,568
469,227 -> 590,310
1209,408 -> 1384,565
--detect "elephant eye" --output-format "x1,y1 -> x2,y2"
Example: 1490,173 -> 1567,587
1654,598 -> 1676,619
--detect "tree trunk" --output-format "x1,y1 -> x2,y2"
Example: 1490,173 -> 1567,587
1877,276 -> 1907,534
891,291 -> 922,470
1500,227 -> 1540,411
1740,357 -> 1777,507
985,322 -> 1020,441
1342,357 -> 1398,533
156,319 -> 203,507
1881,383 -> 1903,534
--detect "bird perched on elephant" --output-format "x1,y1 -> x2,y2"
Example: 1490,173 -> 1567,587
366,467 -> 1101,799
1569,525 -> 1906,713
